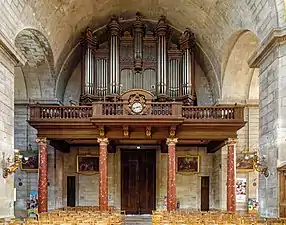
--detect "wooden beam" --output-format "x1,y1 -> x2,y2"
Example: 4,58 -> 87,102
49,140 -> 70,153
206,140 -> 227,153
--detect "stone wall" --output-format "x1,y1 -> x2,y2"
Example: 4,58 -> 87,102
236,106 -> 259,213
258,42 -> 285,217
56,146 -> 221,211
0,44 -> 16,218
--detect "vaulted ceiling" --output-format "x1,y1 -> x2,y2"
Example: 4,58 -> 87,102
1,0 -> 280,101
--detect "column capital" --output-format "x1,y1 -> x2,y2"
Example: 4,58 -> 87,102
226,138 -> 237,146
166,138 -> 178,146
97,137 -> 109,146
36,137 -> 49,145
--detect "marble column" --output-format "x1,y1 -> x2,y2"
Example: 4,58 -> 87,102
97,137 -> 109,211
36,137 -> 49,213
166,138 -> 178,211
226,138 -> 236,213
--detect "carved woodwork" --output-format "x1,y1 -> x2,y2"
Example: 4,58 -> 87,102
146,126 -> 152,137
78,13 -> 197,106
169,126 -> 176,138
180,29 -> 196,106
123,126 -> 129,137
80,27 -> 99,105
98,126 -> 105,137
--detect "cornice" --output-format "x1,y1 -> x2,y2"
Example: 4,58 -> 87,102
215,99 -> 259,107
15,99 -> 63,106
249,27 -> 286,68
0,30 -> 26,66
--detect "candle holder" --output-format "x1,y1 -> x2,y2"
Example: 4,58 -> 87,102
240,148 -> 269,177
2,148 -> 32,178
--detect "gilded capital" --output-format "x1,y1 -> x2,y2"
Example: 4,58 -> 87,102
166,138 -> 178,146
227,138 -> 237,146
36,137 -> 49,145
97,137 -> 109,146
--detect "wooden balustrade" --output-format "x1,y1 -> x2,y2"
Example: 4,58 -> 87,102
29,104 -> 244,121
30,106 -> 93,120
182,106 -> 244,120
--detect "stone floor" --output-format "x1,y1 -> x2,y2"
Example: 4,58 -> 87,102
124,214 -> 152,225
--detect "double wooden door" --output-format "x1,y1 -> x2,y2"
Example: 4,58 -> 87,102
121,150 -> 156,214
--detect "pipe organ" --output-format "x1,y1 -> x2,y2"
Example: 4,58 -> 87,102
79,13 -> 196,105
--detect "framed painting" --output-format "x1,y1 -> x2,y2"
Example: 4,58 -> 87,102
236,155 -> 254,171
176,155 -> 199,174
20,151 -> 39,172
77,155 -> 99,174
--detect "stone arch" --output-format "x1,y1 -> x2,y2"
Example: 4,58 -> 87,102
221,30 -> 259,101
14,28 -> 56,100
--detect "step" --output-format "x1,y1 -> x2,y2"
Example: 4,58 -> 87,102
125,215 -> 152,225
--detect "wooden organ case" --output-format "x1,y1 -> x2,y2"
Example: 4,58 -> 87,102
79,13 -> 196,106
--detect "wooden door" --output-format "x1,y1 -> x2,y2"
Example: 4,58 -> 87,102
67,176 -> 76,207
201,176 -> 209,211
121,150 -> 156,214
279,169 -> 286,217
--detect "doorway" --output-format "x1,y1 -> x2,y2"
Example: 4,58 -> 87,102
121,150 -> 156,214
67,176 -> 76,207
201,176 -> 209,211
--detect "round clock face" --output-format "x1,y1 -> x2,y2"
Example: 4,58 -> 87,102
131,102 -> 143,113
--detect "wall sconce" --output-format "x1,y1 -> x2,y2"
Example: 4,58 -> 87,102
2,149 -> 31,179
241,148 -> 269,177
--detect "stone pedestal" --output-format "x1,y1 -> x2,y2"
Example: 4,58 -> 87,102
36,137 -> 49,213
97,138 -> 109,211
226,138 -> 236,213
166,138 -> 178,211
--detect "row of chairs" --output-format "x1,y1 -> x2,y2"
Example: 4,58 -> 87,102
0,207 -> 124,225
152,210 -> 286,225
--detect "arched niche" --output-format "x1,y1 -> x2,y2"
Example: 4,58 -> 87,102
14,28 -> 55,101
221,30 -> 259,101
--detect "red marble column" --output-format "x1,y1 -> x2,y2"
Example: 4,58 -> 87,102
227,138 -> 236,213
36,137 -> 48,213
97,138 -> 109,211
166,138 -> 178,211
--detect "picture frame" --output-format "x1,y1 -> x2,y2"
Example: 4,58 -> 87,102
20,151 -> 39,172
176,155 -> 199,174
77,155 -> 99,174
236,154 -> 254,171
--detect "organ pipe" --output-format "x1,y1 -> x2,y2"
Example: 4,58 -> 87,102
168,44 -> 181,98
108,16 -> 121,94
133,12 -> 144,70
155,16 -> 169,96
180,29 -> 196,105
80,27 -> 98,96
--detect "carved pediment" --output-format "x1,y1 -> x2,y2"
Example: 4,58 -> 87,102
121,89 -> 154,115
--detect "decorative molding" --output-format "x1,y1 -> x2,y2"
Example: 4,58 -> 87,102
227,138 -> 237,146
249,27 -> 286,68
0,30 -> 26,66
123,126 -> 129,137
98,126 -> 105,137
36,137 -> 49,145
97,137 -> 109,145
15,99 -> 63,106
169,126 -> 176,138
145,126 -> 152,137
215,99 -> 259,108
166,137 -> 178,146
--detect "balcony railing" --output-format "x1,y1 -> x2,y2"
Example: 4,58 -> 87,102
30,106 -> 93,120
29,103 -> 244,121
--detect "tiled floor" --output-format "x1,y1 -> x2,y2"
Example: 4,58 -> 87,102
124,214 -> 152,225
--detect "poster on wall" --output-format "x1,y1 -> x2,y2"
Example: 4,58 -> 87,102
236,178 -> 247,202
27,191 -> 38,217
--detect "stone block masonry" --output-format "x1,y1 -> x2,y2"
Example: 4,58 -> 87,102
0,40 -> 17,218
